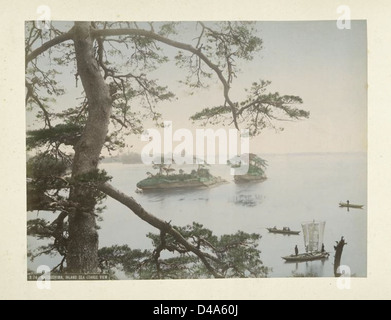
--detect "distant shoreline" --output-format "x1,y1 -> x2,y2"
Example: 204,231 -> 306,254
101,151 -> 367,165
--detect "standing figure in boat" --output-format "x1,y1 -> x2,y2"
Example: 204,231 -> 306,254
282,221 -> 330,262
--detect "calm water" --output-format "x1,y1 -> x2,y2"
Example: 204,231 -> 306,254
28,153 -> 367,278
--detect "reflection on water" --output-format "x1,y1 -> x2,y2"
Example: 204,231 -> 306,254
142,188 -> 212,203
291,261 -> 326,277
231,193 -> 264,207
27,153 -> 367,278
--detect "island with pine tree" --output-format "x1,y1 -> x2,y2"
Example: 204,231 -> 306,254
136,163 -> 226,191
230,153 -> 268,183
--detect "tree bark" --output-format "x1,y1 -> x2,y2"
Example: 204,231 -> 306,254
66,22 -> 112,273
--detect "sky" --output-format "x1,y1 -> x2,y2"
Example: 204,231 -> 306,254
26,21 -> 367,155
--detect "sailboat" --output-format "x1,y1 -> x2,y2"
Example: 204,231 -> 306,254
282,220 -> 330,263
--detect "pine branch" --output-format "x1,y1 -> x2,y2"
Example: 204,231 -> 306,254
98,182 -> 223,278
92,27 -> 240,130
25,29 -> 75,65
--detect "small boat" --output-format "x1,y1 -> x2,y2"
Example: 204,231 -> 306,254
267,227 -> 300,235
339,202 -> 364,209
282,251 -> 330,263
282,220 -> 328,263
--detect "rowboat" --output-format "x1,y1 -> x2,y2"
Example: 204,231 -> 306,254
267,228 -> 300,235
282,251 -> 330,263
339,202 -> 364,209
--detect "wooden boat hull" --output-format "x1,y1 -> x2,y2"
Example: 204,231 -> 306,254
267,228 -> 300,235
339,203 -> 364,209
282,252 -> 330,263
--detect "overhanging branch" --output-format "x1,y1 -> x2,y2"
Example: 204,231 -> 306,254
25,29 -> 75,65
92,27 -> 239,130
98,182 -> 223,278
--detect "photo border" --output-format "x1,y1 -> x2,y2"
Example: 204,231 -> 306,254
0,0 -> 388,299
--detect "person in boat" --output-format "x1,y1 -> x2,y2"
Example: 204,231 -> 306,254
347,200 -> 350,206
321,243 -> 325,253
295,245 -> 299,256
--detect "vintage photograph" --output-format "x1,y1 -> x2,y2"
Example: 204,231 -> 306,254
26,20 -> 367,280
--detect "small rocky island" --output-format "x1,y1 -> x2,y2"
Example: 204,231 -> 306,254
137,163 -> 226,191
230,153 -> 267,183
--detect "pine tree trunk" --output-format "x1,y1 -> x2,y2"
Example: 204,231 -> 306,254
66,22 -> 112,273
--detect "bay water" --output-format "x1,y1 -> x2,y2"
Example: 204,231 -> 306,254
28,153 -> 367,278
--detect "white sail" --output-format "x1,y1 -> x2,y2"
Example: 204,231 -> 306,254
301,221 -> 326,253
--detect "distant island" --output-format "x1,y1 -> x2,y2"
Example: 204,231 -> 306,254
102,152 -> 142,164
136,163 -> 226,191
229,153 -> 268,183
